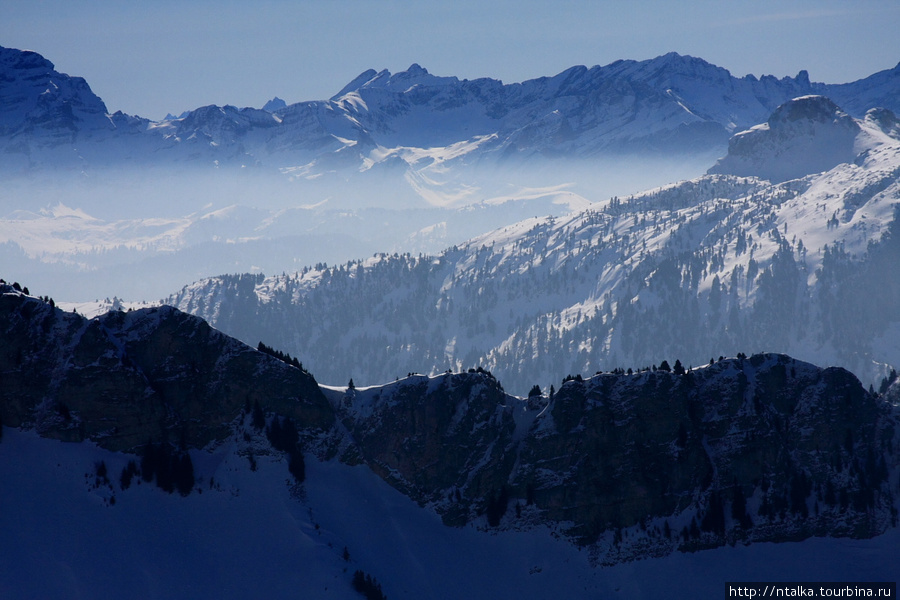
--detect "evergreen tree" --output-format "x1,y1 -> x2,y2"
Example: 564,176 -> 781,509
701,490 -> 725,535
288,448 -> 306,484
251,400 -> 266,431
732,482 -> 752,529
141,441 -> 157,483
175,453 -> 195,497
789,470 -> 811,517
485,486 -> 509,527
689,517 -> 700,539
155,444 -> 175,494
676,422 -> 688,448
120,460 -> 138,490
352,570 -> 387,600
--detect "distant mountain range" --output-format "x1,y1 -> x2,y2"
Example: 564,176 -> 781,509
2,44 -> 900,176
167,94 -> 900,394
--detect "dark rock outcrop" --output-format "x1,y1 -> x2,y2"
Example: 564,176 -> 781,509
337,370 -> 518,526
514,354 -> 896,551
0,285 -> 332,451
333,354 -> 897,558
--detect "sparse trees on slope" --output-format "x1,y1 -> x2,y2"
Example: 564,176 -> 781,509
352,570 -> 387,600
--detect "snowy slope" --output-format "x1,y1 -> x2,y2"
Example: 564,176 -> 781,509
0,427 -> 357,599
2,424 -> 897,600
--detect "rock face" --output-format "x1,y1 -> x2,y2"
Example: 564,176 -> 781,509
2,283 -> 897,562
513,355 -> 896,553
336,370 -> 518,526
329,354 -> 897,559
0,285 -> 332,451
0,47 -> 110,138
708,95 -> 899,182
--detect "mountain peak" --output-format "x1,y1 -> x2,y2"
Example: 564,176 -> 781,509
0,45 -> 55,72
332,68 -> 380,98
384,63 -> 458,90
768,94 -> 848,125
0,45 -> 110,150
709,95 -> 864,182
645,51 -> 722,73
262,97 -> 287,112
332,63 -> 460,99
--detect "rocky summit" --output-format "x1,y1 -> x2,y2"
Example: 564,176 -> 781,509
3,282 -> 896,564
708,95 -> 899,182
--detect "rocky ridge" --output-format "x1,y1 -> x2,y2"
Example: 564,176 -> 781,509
4,282 -> 897,564
326,355 -> 898,562
0,284 -> 332,452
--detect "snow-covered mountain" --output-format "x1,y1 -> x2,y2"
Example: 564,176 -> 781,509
2,283 -> 898,597
3,45 -> 900,176
167,96 -> 900,394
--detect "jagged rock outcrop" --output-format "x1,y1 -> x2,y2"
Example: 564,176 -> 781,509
0,47 -> 111,138
710,96 -> 853,181
0,285 -> 333,451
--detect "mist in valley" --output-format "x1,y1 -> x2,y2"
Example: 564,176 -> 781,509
0,153 -> 713,301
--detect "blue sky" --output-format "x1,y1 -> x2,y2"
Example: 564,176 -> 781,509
3,0 -> 899,119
